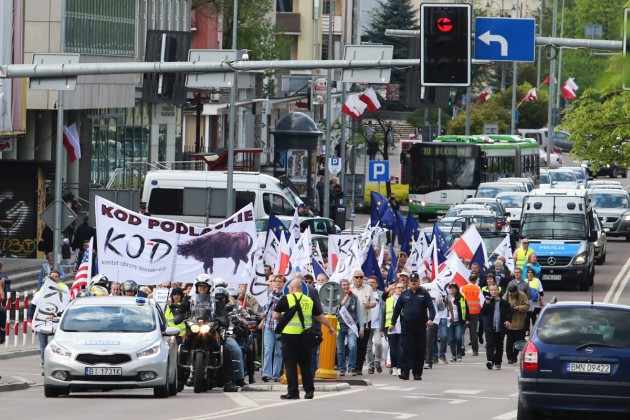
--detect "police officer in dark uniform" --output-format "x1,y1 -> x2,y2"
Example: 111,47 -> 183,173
388,272 -> 436,381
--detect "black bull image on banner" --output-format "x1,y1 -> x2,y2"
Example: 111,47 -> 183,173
177,231 -> 253,274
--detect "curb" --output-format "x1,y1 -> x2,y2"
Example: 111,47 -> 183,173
241,382 -> 351,392
0,377 -> 34,393
0,349 -> 40,360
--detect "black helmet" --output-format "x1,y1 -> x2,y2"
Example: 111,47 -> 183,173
121,280 -> 138,295
214,286 -> 229,303
91,274 -> 109,288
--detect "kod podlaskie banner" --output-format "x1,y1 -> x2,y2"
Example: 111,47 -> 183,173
95,196 -> 257,286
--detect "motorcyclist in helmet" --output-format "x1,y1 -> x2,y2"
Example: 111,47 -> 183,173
91,274 -> 109,291
121,280 -> 138,297
215,287 -> 247,386
180,274 -> 239,393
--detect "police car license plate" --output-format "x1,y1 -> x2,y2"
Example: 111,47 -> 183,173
568,362 -> 610,374
543,274 -> 561,280
85,367 -> 122,376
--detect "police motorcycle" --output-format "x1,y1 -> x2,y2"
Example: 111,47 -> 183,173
176,292 -> 224,393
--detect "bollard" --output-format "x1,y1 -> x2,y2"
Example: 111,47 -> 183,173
280,365 -> 302,385
315,314 -> 338,379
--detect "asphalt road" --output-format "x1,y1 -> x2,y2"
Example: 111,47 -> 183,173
3,155 -> 629,419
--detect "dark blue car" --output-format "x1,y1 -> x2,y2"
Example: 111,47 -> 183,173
517,301 -> 630,419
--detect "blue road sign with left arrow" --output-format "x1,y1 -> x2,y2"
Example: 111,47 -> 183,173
474,17 -> 536,62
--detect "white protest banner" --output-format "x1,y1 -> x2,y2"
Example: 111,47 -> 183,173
32,277 -> 71,333
240,234 -> 269,308
338,305 -> 359,337
95,196 -> 256,286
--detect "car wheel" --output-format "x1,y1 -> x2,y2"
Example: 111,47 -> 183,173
626,235 -> 630,242
44,385 -> 64,398
154,381 -> 169,398
517,400 -> 536,420
623,170 -> 627,178
168,362 -> 178,396
599,251 -> 606,264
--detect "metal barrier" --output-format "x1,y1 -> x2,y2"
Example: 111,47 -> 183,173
3,291 -> 37,348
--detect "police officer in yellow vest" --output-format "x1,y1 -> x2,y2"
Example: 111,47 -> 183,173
512,237 -> 533,272
273,279 -> 335,400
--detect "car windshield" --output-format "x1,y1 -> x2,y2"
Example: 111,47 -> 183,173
446,206 -> 483,217
591,194 -> 630,209
551,171 -> 576,182
521,214 -> 587,240
570,169 -> 586,182
498,194 -> 525,208
476,185 -> 517,198
537,307 -> 630,347
60,304 -> 156,333
540,173 -> 550,184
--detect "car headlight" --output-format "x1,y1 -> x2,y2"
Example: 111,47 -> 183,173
573,251 -> 588,265
49,341 -> 72,358
137,342 -> 161,359
622,215 -> 630,221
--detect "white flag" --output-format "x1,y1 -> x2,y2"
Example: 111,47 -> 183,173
489,234 -> 515,272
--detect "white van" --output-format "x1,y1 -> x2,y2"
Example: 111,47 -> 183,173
517,128 -> 547,149
141,170 -> 304,225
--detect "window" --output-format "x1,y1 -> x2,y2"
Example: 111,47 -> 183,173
263,193 -> 294,216
537,307 -> 630,347
65,0 -> 135,56
148,189 -> 184,216
236,191 -> 256,212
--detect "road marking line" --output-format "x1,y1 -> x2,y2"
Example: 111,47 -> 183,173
444,389 -> 482,394
402,395 -> 467,404
492,409 -> 517,419
224,392 -> 259,408
604,253 -> 630,303
173,388 -> 365,420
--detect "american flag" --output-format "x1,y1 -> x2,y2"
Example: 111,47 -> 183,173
71,237 -> 93,299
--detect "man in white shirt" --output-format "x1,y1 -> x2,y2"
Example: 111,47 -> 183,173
421,275 -> 447,368
351,270 -> 376,375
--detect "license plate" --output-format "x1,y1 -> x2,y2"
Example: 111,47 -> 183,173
85,367 -> 122,376
603,222 -> 614,228
543,274 -> 562,280
568,362 -> 611,374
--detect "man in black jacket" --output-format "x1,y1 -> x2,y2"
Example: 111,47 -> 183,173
389,273 -> 436,381
72,216 -> 95,251
481,284 -> 513,370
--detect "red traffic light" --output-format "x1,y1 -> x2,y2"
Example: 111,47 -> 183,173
436,17 -> 454,32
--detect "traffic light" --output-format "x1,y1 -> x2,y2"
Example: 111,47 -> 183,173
624,8 -> 630,90
421,3 -> 471,87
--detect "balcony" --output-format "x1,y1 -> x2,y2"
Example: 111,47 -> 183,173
321,15 -> 343,35
276,12 -> 301,35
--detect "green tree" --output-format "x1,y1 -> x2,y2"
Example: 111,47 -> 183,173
192,0 -> 290,62
446,83 -> 549,134
560,56 -> 630,170
364,0 -> 418,90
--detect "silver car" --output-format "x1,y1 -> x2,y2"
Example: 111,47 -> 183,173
590,189 -> 630,241
593,211 -> 607,264
43,296 -> 180,398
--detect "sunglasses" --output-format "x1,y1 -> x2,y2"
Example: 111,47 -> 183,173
353,275 -> 364,279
